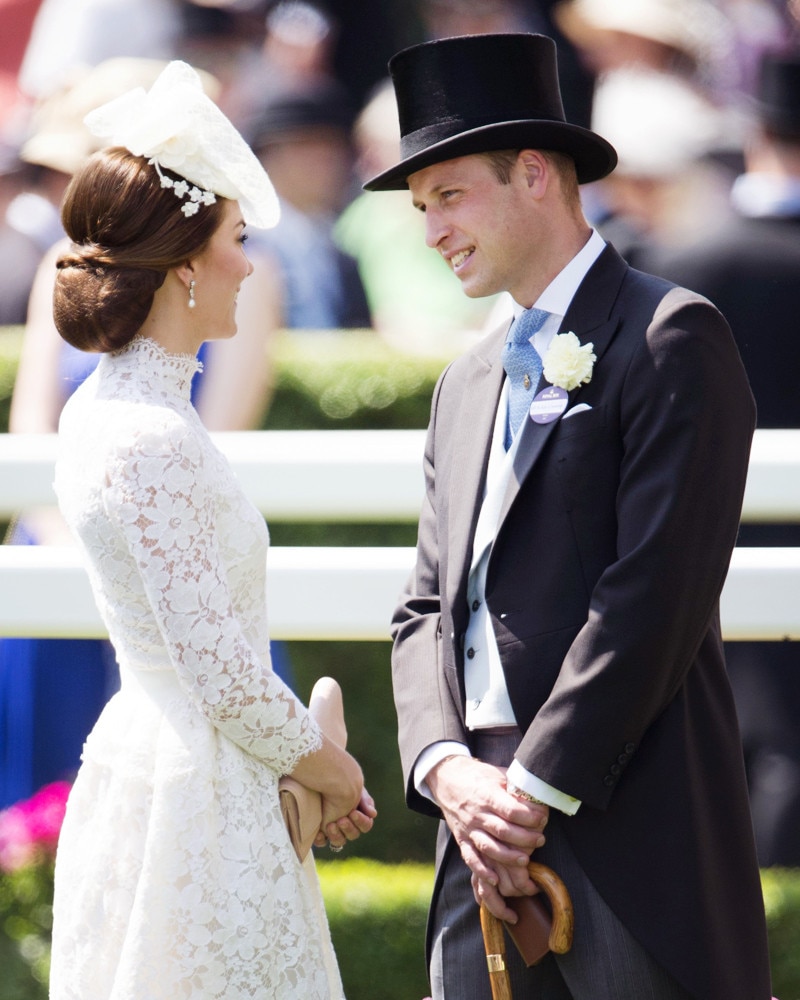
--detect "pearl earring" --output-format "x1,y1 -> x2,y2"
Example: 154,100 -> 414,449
188,280 -> 196,309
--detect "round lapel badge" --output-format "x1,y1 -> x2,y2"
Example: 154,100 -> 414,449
529,385 -> 568,424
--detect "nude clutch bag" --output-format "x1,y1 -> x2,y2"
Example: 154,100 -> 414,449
279,677 -> 348,861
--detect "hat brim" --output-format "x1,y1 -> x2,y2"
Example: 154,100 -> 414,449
363,119 -> 617,191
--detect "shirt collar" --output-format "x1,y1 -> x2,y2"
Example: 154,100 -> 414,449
511,229 -> 606,321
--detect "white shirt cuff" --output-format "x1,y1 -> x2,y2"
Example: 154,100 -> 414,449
413,741 -> 471,802
507,759 -> 581,816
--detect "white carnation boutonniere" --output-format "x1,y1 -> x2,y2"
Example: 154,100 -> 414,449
543,332 -> 596,392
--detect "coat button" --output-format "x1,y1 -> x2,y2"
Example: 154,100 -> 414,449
466,647 -> 476,660
610,764 -> 621,776
625,743 -> 636,754
603,775 -> 615,787
472,599 -> 480,612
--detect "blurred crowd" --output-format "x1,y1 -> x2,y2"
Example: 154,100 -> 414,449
1,0 -> 800,347
2,0 -> 800,863
2,0 -> 800,347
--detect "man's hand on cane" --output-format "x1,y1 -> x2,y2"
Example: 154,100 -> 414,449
426,755 -> 550,922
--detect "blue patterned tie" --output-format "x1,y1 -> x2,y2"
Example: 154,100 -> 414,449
502,307 -> 548,447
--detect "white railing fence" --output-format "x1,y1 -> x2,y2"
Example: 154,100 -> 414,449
1,429 -> 799,641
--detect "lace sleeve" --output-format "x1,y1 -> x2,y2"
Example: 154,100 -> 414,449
102,417 -> 321,774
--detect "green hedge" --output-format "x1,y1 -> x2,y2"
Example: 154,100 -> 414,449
763,868 -> 800,999
266,330 -> 449,431
323,863 -> 800,1000
4,859 -> 800,1000
0,327 -> 449,435
0,328 -> 22,433
319,859 -> 433,1000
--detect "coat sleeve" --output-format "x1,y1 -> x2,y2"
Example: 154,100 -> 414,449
391,366 -> 470,816
515,288 -> 755,808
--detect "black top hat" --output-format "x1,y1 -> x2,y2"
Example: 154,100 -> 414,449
754,52 -> 800,140
364,33 -> 617,191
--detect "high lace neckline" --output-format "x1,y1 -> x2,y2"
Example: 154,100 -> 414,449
106,334 -> 203,400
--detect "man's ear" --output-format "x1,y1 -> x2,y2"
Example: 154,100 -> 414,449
518,149 -> 548,195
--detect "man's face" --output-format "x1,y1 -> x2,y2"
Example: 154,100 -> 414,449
408,152 -> 534,302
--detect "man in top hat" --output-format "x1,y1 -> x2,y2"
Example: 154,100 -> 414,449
641,51 -> 800,870
367,32 -> 771,1000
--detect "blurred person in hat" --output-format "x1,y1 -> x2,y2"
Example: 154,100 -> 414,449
552,0 -> 733,93
10,56 -> 281,438
554,0 -> 795,114
584,66 -> 737,265
15,0 -> 181,103
10,58 -> 180,262
642,50 -> 800,869
223,0 -> 341,131
368,31 -> 771,1000
243,79 -> 371,329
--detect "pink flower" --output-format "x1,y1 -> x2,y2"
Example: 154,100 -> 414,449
0,781 -> 71,872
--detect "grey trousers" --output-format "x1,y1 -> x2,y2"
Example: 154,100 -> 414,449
429,729 -> 695,1000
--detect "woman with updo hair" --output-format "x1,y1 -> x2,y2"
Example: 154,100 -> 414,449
54,146 -> 226,355
48,62 -> 375,1000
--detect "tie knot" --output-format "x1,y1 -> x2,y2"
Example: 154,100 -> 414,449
509,307 -> 549,345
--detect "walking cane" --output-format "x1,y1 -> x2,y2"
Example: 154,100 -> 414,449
479,861 -> 574,1000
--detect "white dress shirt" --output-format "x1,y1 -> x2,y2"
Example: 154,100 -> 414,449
414,229 -> 606,815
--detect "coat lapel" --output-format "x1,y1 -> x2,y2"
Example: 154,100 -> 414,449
446,328 -> 507,606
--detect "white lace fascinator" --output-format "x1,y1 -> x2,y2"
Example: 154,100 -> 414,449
83,60 -> 280,229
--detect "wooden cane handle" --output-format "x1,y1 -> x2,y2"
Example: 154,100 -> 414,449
526,861 -> 574,954
479,862 -> 574,998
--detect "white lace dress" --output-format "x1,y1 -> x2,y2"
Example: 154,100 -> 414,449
49,335 -> 345,1000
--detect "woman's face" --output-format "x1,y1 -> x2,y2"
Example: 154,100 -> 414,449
190,199 -> 254,342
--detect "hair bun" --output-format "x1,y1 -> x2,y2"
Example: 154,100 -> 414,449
57,244 -> 115,273
54,244 -> 164,353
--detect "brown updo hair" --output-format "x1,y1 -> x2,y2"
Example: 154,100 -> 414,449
54,146 -> 226,352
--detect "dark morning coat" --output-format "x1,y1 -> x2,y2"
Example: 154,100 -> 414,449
390,244 -> 772,1000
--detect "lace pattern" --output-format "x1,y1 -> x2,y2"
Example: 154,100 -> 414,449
51,336 -> 342,999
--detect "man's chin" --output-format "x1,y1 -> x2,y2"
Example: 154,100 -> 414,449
458,279 -> 494,300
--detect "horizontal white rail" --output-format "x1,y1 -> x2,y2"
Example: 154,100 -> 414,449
2,429 -> 799,641
0,545 -> 798,642
0,546 -> 412,641
1,428 -> 799,522
0,430 -> 425,521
